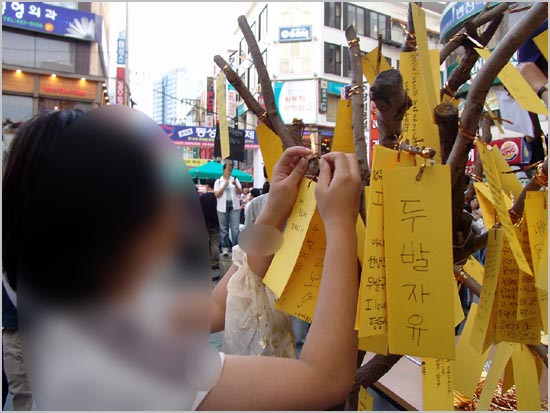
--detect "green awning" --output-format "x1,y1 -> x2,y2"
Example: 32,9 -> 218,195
188,161 -> 253,183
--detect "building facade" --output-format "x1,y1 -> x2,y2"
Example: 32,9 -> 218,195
152,66 -> 202,125
2,1 -> 111,138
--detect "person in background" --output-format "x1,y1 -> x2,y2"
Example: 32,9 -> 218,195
239,187 -> 251,225
200,179 -> 220,271
214,162 -> 242,256
470,197 -> 487,265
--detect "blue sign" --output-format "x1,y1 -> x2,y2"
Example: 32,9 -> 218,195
160,125 -> 259,148
327,81 -> 346,96
440,2 -> 498,42
278,25 -> 312,43
2,2 -> 99,41
116,37 -> 126,65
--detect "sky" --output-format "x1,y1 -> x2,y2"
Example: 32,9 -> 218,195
109,2 -> 251,118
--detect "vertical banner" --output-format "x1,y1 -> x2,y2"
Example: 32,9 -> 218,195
206,76 -> 215,115
383,165 -> 455,359
216,74 -> 230,160
115,66 -> 126,105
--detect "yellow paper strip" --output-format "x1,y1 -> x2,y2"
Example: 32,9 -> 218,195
411,3 -> 439,112
358,145 -> 414,338
358,386 -> 374,411
453,282 -> 465,327
422,358 -> 453,411
490,142 -> 523,202
256,123 -> 283,181
517,222 -> 539,321
361,47 -> 391,86
275,208 -> 326,322
511,344 -> 541,411
494,238 -> 541,345
463,256 -> 484,286
452,304 -> 491,398
358,334 -> 388,355
533,30 -> 548,61
476,141 -> 532,275
476,342 -> 516,411
537,287 -> 548,334
470,228 -> 503,354
524,190 -> 548,278
383,165 -> 455,359
400,50 -> 441,162
473,182 -> 498,230
263,179 -> 316,297
502,359 -> 515,394
216,73 -> 230,159
476,48 -> 547,115
332,99 -> 354,153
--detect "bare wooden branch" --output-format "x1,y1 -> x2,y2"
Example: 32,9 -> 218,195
288,118 -> 304,147
345,25 -> 370,220
435,102 -> 459,164
237,15 -> 294,149
213,55 -> 272,130
353,354 -> 402,390
370,69 -> 411,149
401,2 -> 418,53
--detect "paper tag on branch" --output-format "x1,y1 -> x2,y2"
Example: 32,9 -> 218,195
215,73 -> 230,159
358,145 -> 414,339
361,47 -> 391,85
256,123 -> 283,181
331,99 -> 354,153
476,48 -> 547,115
476,342 -> 516,411
476,141 -> 532,275
263,179 -> 326,323
422,358 -> 454,411
533,30 -> 548,61
383,164 -> 455,359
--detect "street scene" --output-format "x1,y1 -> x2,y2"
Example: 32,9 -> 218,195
1,1 -> 549,411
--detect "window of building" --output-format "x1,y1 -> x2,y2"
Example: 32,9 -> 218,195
258,6 -> 268,41
326,95 -> 339,122
37,98 -> 92,113
239,37 -> 247,64
279,43 -> 311,75
366,10 -> 391,41
344,3 -> 366,36
2,95 -> 33,123
324,42 -> 341,76
2,30 -> 76,72
324,2 -> 342,30
342,46 -> 352,78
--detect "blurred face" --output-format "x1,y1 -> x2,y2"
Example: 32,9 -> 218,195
471,198 -> 479,210
224,163 -> 233,177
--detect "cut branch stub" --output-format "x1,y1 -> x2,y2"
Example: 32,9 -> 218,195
237,15 -> 294,149
434,102 -> 459,165
288,118 -> 305,147
401,2 -> 418,53
213,55 -> 272,130
370,69 -> 411,149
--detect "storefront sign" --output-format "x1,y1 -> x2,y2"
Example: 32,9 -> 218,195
116,35 -> 126,65
273,80 -> 317,124
319,80 -> 328,114
116,67 -> 125,105
466,137 -> 528,167
184,158 -> 208,168
38,75 -> 97,100
2,2 -> 99,41
278,25 -> 312,43
206,77 -> 214,114
440,2 -> 498,42
227,89 -> 237,118
160,124 -> 259,149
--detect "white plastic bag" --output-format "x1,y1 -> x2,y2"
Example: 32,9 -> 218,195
223,246 -> 297,358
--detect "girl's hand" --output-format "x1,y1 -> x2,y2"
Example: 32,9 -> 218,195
315,152 -> 361,230
262,146 -> 312,229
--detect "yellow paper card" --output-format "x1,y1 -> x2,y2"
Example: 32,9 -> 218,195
356,215 -> 366,267
474,182 -> 498,230
275,208 -> 326,322
358,334 -> 388,355
502,358 -> 514,393
422,358 -> 453,411
383,165 -> 455,359
358,145 -> 414,338
494,239 -> 541,345
470,228 -> 503,354
216,73 -> 230,159
331,100 -> 354,153
411,3 -> 439,112
476,140 -> 532,275
463,256 -> 484,286
454,282 -> 465,327
256,123 -> 283,181
400,50 -> 441,162
524,190 -> 548,278
358,386 -> 374,411
476,342 -> 516,411
452,304 -> 491,397
533,30 -> 548,62
263,179 -> 316,297
476,48 -> 547,115
511,344 -> 541,411
490,143 -> 523,201
537,287 -> 548,334
361,47 -> 391,86
517,222 -> 539,321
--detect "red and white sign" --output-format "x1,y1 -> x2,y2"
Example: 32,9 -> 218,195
115,66 -> 125,105
227,90 -> 237,118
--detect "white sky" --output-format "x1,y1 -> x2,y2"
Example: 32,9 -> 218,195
109,2 -> 251,117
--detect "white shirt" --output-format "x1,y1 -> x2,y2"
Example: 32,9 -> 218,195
214,176 -> 241,213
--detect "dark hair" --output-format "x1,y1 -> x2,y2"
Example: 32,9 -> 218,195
206,178 -> 216,189
3,110 -> 84,290
262,180 -> 270,194
16,107 -> 165,304
223,162 -> 232,171
250,188 -> 261,198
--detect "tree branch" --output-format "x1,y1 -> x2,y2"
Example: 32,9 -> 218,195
213,55 -> 273,130
401,2 -> 418,53
237,15 -> 294,149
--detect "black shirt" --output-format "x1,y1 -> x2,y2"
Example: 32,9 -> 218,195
200,192 -> 219,230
